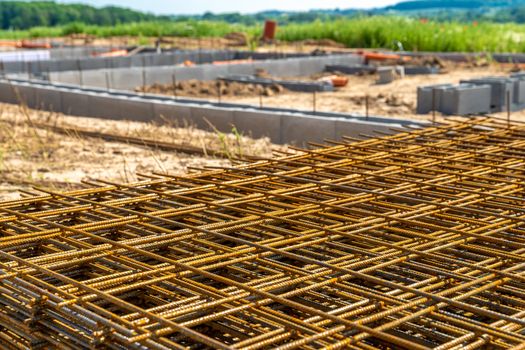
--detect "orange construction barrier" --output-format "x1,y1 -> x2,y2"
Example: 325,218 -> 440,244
20,40 -> 51,49
360,51 -> 411,62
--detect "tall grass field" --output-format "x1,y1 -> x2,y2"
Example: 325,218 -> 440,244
8,16 -> 525,53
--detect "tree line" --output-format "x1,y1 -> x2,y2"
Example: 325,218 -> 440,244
0,1 -> 167,30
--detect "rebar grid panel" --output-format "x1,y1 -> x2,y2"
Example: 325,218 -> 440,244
0,117 -> 525,350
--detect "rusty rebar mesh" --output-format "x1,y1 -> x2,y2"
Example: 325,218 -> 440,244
0,117 -> 524,350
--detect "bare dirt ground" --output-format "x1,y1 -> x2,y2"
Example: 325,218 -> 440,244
0,104 -> 284,201
137,79 -> 286,98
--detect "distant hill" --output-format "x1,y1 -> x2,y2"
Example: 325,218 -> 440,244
385,0 -> 521,10
0,1 -> 166,30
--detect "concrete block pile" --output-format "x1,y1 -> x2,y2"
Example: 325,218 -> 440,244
417,74 -> 525,115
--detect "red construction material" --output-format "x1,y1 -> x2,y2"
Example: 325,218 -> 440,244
263,20 -> 277,41
0,40 -> 51,49
358,51 -> 412,63
330,75 -> 349,87
318,75 -> 349,87
20,40 -> 51,49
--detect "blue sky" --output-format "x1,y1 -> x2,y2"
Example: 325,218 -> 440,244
57,0 -> 400,15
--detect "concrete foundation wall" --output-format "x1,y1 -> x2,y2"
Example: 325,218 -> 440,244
44,54 -> 363,90
2,50 -> 321,75
0,78 -> 425,146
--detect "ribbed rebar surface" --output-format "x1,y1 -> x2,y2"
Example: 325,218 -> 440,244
0,117 -> 525,350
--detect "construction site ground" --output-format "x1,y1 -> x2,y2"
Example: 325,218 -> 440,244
3,59 -> 524,201
140,62 -> 525,122
0,104 -> 282,201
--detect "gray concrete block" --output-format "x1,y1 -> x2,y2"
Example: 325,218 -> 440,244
60,90 -> 91,116
81,71 -> 106,88
112,69 -> 142,90
404,66 -> 440,75
441,84 -> 491,115
512,78 -> 525,104
171,66 -> 196,81
273,59 -> 302,76
335,119 -> 394,140
144,67 -> 173,86
34,87 -> 62,112
461,77 -> 514,112
87,94 -> 126,120
377,67 -> 396,84
298,58 -> 326,76
232,110 -> 282,143
0,81 -> 20,104
200,64 -> 229,81
227,62 -> 255,76
417,84 -> 454,114
50,71 -> 81,85
190,106 -> 235,131
117,98 -> 155,122
326,64 -> 376,75
153,101 -> 193,125
281,114 -> 336,145
12,84 -> 37,108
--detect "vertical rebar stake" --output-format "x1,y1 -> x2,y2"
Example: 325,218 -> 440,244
259,89 -> 263,109
432,88 -> 437,124
105,72 -> 110,92
313,91 -> 317,114
141,56 -> 146,95
366,95 -> 369,120
77,59 -> 83,87
507,90 -> 511,128
217,83 -> 222,104
172,74 -> 177,99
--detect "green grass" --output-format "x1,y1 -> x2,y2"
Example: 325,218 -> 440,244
277,17 -> 525,52
5,16 -> 525,53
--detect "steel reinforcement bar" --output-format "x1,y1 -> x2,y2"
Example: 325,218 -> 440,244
0,117 -> 524,349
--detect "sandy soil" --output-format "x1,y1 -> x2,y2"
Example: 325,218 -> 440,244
137,79 -> 286,98
0,104 -> 284,201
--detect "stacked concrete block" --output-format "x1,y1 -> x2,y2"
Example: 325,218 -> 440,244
416,84 -> 454,114
417,83 -> 491,115
510,73 -> 525,107
460,77 -> 514,112
441,84 -> 491,115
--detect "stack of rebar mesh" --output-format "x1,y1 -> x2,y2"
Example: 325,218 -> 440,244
0,117 -> 525,350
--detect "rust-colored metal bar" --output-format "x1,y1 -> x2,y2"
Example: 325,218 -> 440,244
0,117 -> 524,349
